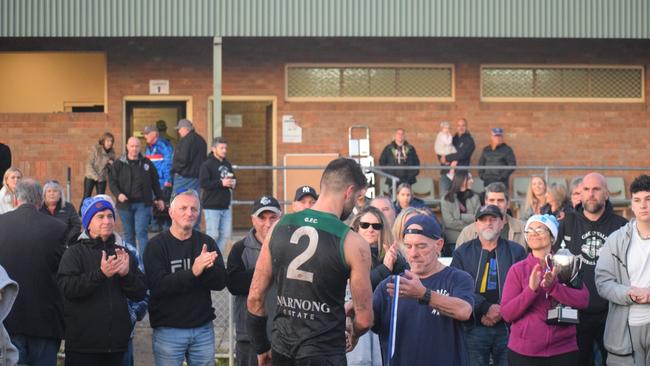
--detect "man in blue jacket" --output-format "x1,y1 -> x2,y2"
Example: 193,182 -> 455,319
451,204 -> 527,366
144,125 -> 174,232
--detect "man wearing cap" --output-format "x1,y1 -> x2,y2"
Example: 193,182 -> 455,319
199,137 -> 236,253
478,127 -> 517,189
372,214 -> 474,365
292,185 -> 318,213
171,118 -> 207,202
0,179 -> 66,366
456,182 -> 526,248
227,196 -> 282,366
58,195 -> 147,364
451,205 -> 527,366
144,189 -> 227,365
109,136 -> 165,258
144,125 -> 174,232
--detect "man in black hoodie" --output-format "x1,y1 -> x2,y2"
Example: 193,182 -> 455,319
553,172 -> 627,366
199,137 -> 236,254
440,118 -> 476,194
171,119 -> 207,198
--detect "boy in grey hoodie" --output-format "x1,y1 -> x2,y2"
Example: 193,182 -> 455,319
595,174 -> 650,365
0,265 -> 18,366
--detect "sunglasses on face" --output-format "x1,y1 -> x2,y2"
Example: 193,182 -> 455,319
359,222 -> 383,230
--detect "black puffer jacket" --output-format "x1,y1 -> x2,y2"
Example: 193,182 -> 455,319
57,233 -> 147,353
40,200 -> 82,246
478,143 -> 517,186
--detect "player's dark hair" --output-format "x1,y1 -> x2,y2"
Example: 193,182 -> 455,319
320,158 -> 367,193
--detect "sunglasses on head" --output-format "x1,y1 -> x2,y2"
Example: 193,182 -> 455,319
359,222 -> 383,230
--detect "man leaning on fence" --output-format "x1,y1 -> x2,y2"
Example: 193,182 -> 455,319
144,189 -> 227,366
227,195 -> 282,366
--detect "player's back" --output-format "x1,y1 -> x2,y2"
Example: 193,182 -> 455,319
269,208 -> 350,359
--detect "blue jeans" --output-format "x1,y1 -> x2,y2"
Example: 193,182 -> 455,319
122,339 -> 134,366
152,322 -> 215,366
172,174 -> 201,230
11,335 -> 60,366
204,208 -> 232,254
117,203 -> 151,258
464,323 -> 508,366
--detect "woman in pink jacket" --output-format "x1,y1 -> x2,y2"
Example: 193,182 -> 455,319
501,214 -> 589,366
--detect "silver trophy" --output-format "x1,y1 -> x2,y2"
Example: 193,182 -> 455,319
545,248 -> 582,325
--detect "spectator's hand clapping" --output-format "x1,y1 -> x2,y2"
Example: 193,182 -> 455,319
100,250 -> 119,278
382,243 -> 399,271
114,248 -> 130,277
191,244 -> 218,277
529,263 -> 542,291
541,266 -> 557,289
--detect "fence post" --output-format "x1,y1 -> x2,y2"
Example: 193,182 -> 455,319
66,167 -> 72,202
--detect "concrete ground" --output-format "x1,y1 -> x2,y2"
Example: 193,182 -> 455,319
132,229 -> 248,366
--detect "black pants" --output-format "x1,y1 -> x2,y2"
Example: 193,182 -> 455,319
65,351 -> 123,366
81,178 -> 107,210
236,341 -> 259,366
577,311 -> 607,366
508,349 -> 578,366
272,350 -> 347,366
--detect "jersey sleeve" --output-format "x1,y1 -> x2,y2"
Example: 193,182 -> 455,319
449,269 -> 475,309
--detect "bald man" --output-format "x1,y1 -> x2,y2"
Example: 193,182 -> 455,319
553,172 -> 627,366
109,137 -> 165,257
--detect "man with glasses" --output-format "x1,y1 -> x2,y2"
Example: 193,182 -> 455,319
373,214 -> 474,365
554,172 -> 628,366
451,205 -> 527,366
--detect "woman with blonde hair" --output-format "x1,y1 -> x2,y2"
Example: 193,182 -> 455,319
519,176 -> 547,221
0,167 -> 22,214
40,179 -> 82,246
541,182 -> 573,220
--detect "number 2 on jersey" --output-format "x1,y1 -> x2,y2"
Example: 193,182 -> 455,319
286,226 -> 318,283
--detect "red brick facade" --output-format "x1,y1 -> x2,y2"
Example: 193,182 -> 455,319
1,37 -> 649,227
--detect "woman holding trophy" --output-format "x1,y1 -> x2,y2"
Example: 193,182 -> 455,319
501,214 -> 589,366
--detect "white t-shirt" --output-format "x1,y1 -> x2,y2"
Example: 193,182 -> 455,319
627,221 -> 650,326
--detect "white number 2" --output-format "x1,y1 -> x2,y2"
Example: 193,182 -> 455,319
286,226 -> 318,283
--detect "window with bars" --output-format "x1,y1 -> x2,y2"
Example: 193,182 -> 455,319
286,64 -> 454,102
481,65 -> 644,102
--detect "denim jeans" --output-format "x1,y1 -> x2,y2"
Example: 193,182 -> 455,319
117,202 -> 151,258
172,174 -> 201,230
464,323 -> 508,366
11,335 -> 60,366
152,322 -> 215,366
122,339 -> 133,366
204,208 -> 232,254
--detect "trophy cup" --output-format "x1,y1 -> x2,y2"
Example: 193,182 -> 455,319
545,248 -> 582,325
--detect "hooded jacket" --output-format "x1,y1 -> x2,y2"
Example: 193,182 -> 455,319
109,153 -> 163,209
199,153 -> 235,210
378,140 -> 420,185
451,237 -> 527,326
553,201 -> 628,314
594,220 -> 637,357
57,232 -> 147,353
0,265 -> 18,366
226,229 -> 276,342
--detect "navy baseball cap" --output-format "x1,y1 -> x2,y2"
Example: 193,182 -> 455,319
403,214 -> 443,240
294,185 -> 318,201
491,127 -> 504,136
475,204 -> 503,220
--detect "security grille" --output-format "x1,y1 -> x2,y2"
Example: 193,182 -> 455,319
287,65 -> 454,101
481,66 -> 643,102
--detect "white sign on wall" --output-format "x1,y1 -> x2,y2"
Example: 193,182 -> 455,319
149,80 -> 170,95
224,114 -> 243,128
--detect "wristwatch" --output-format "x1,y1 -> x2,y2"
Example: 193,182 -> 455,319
418,288 -> 432,305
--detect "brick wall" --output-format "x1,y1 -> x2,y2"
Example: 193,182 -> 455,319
1,37 -> 649,229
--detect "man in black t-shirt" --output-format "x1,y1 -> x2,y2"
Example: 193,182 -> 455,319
247,158 -> 373,366
144,190 -> 227,365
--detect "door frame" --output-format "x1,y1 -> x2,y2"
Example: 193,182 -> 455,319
208,95 -> 278,197
122,95 -> 193,148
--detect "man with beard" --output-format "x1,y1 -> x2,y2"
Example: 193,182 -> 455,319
451,205 -> 527,366
247,158 -> 373,366
553,172 -> 627,366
